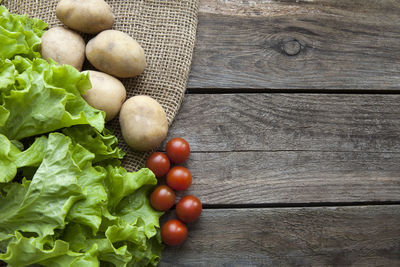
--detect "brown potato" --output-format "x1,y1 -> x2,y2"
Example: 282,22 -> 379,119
86,30 -> 146,78
56,0 -> 114,34
119,96 -> 168,151
40,26 -> 85,70
82,71 -> 126,121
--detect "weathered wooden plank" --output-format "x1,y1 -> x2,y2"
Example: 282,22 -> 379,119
174,150 -> 400,205
199,0 -> 400,18
160,205 -> 400,266
189,0 -> 400,90
164,94 -> 400,153
162,94 -> 400,204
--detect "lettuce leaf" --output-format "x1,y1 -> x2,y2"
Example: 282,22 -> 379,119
0,232 -> 71,266
0,133 -> 20,182
104,167 -> 158,211
0,133 -> 85,242
0,133 -> 47,183
14,135 -> 47,167
0,5 -> 47,60
117,186 -> 164,240
0,131 -> 163,266
63,125 -> 125,164
66,165 -> 108,234
0,57 -> 105,140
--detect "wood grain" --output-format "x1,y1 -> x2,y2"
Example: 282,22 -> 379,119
189,0 -> 400,90
160,205 -> 400,266
164,94 -> 400,153
199,0 -> 400,18
173,150 -> 400,205
162,94 -> 400,204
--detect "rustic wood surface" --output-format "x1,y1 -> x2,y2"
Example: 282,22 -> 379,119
162,94 -> 400,205
188,0 -> 400,91
0,1 -> 398,266
160,206 -> 400,266
163,94 -> 400,153
169,150 -> 400,205
160,0 -> 400,265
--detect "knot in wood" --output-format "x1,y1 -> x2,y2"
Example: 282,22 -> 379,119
282,39 -> 301,56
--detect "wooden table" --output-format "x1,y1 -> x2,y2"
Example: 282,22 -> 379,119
160,1 -> 400,266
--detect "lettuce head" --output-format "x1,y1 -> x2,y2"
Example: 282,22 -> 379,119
0,5 -> 164,267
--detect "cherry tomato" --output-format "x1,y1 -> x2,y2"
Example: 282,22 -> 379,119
150,185 -> 176,211
176,195 -> 202,223
146,152 -> 170,178
166,166 -> 192,191
166,138 -> 190,164
161,219 -> 188,246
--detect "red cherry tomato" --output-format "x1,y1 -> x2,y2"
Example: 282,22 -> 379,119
150,185 -> 176,211
146,152 -> 170,178
166,166 -> 192,191
176,195 -> 202,223
161,219 -> 188,246
166,138 -> 190,164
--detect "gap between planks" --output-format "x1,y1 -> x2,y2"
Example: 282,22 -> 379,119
178,150 -> 400,154
201,201 -> 400,210
186,88 -> 400,94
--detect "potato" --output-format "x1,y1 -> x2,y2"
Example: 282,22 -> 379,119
86,30 -> 146,78
82,71 -> 126,121
56,0 -> 114,34
119,96 -> 168,151
40,26 -> 85,71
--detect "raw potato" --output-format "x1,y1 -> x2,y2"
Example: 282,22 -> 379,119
120,96 -> 168,152
83,71 -> 127,121
56,0 -> 114,34
86,30 -> 147,78
40,27 -> 85,71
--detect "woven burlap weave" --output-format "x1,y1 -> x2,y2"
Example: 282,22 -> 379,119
2,0 -> 199,171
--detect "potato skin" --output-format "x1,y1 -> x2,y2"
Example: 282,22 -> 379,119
83,71 -> 126,121
86,30 -> 147,78
56,0 -> 114,34
40,26 -> 85,70
119,96 -> 168,151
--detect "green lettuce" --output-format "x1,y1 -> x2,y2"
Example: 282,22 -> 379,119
0,134 -> 48,183
63,125 -> 125,164
0,232 -> 72,267
0,6 -> 164,266
0,133 -> 85,242
0,131 -> 163,267
0,56 -> 105,140
0,133 -> 20,183
0,5 -> 47,60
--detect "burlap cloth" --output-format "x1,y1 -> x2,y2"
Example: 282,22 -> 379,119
2,0 -> 199,171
